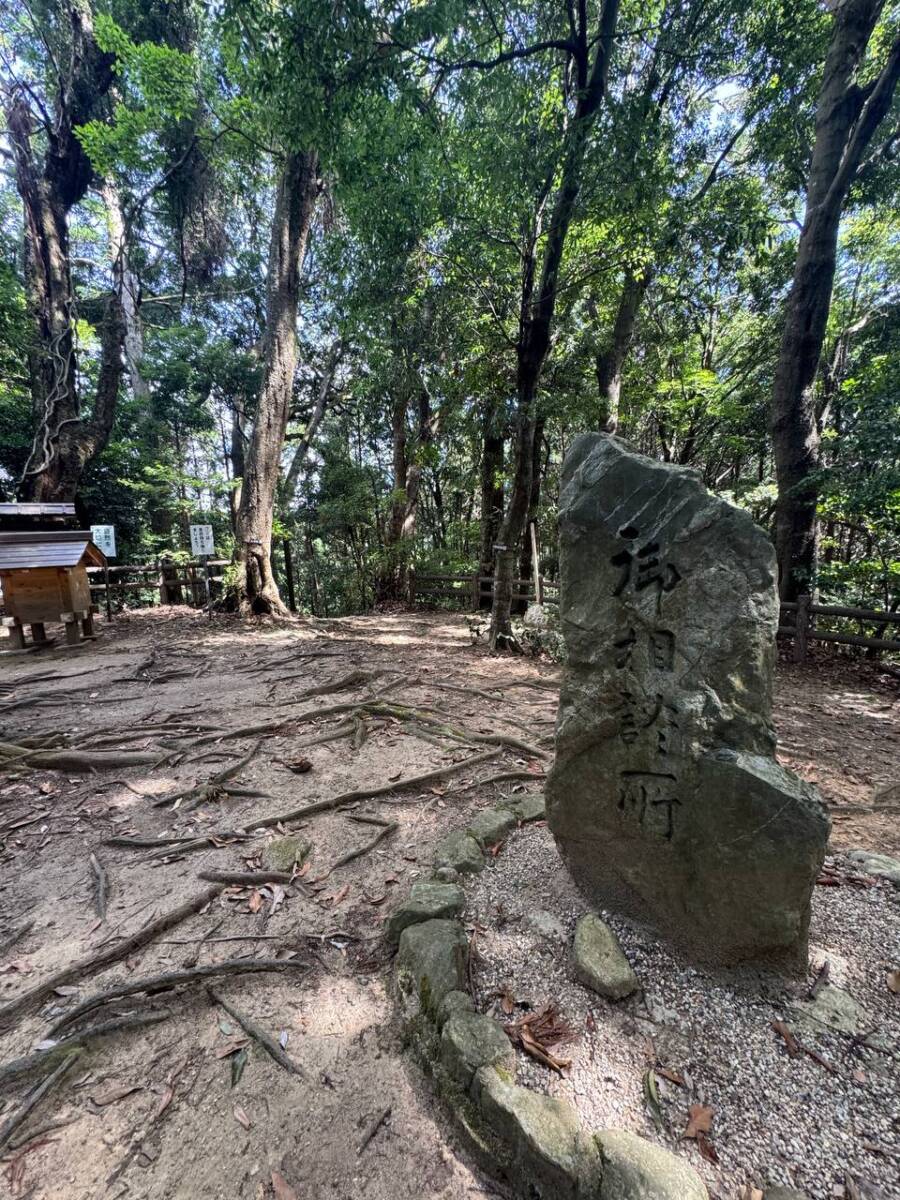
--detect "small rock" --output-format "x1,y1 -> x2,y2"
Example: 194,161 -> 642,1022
596,1129 -> 707,1200
792,984 -> 867,1035
441,1012 -> 515,1089
262,836 -> 310,873
572,914 -> 639,1000
386,881 -> 466,945
434,829 -> 484,874
501,792 -> 546,822
474,1066 -> 598,1199
523,909 -> 567,942
436,989 -> 475,1029
432,866 -> 460,883
396,919 -> 468,1016
765,1189 -> 810,1200
847,850 -> 900,887
467,808 -> 517,848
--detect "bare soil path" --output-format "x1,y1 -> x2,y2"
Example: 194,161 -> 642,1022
0,609 -> 895,1199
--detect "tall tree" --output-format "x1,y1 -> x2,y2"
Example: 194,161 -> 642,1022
771,0 -> 900,600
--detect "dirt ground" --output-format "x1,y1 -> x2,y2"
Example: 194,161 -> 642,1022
0,608 -> 897,1200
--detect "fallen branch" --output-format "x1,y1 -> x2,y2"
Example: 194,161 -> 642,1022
0,1013 -> 169,1086
293,669 -> 383,700
0,1051 -> 80,1153
152,739 -> 264,810
321,821 -> 398,877
198,871 -> 298,887
0,885 -> 223,1032
207,987 -> 304,1075
19,749 -> 161,773
357,1105 -> 391,1155
90,853 -> 109,920
103,835 -> 197,849
145,749 -> 502,859
46,958 -> 305,1038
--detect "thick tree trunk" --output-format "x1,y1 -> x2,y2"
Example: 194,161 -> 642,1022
596,270 -> 651,432
233,150 -> 318,614
489,0 -> 621,649
478,401 -> 505,608
516,418 -> 545,610
377,387 -> 433,603
771,0 -> 899,601
280,339 -> 341,508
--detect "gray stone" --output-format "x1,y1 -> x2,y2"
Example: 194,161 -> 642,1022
524,603 -> 551,630
546,434 -> 830,970
572,914 -> 639,1000
261,835 -> 310,872
434,829 -> 484,874
386,881 -> 465,945
396,919 -> 468,1016
501,792 -> 546,822
467,807 -> 517,848
596,1129 -> 707,1200
436,989 -> 475,1029
441,1012 -> 515,1089
764,1189 -> 809,1200
523,909 -> 567,942
792,984 -> 867,1035
847,849 -> 900,886
432,866 -> 460,883
474,1066 -> 598,1199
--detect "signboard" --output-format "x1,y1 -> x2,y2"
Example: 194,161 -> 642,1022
190,524 -> 215,557
91,525 -> 116,558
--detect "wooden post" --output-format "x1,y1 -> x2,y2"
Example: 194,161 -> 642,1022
529,521 -> 542,605
2,618 -> 26,651
103,564 -> 113,622
794,592 -> 811,664
282,538 -> 297,612
407,566 -> 416,608
471,571 -> 480,612
30,622 -> 48,645
202,555 -> 213,618
157,558 -> 169,606
188,563 -> 198,607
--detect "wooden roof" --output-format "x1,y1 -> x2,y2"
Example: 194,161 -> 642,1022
0,530 -> 106,571
0,503 -> 76,517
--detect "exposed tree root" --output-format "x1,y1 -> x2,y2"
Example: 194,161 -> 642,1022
0,885 -> 223,1032
0,921 -> 34,958
90,853 -> 109,919
319,819 -> 398,877
0,1051 -> 80,1152
197,871 -> 298,887
0,1013 -> 170,1086
152,739 -> 263,810
207,987 -> 304,1076
46,959 -> 305,1038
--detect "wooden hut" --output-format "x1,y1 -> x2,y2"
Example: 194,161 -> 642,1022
0,530 -> 105,649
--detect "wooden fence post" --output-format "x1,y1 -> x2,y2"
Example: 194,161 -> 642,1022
470,571 -> 480,612
156,558 -> 168,606
794,593 -> 810,664
407,566 -> 416,608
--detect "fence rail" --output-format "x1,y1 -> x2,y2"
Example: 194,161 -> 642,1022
410,570 -> 558,610
778,595 -> 899,661
86,559 -> 229,612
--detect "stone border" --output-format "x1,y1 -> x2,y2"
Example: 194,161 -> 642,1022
390,792 -> 709,1200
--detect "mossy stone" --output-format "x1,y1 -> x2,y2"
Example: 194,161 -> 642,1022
386,881 -> 466,945
434,829 -> 484,874
262,835 -> 310,872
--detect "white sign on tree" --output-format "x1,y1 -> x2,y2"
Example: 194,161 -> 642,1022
91,525 -> 116,558
190,524 -> 215,557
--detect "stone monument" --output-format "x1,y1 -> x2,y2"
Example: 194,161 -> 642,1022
546,434 -> 830,970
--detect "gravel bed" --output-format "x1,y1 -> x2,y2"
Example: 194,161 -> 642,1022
466,824 -> 900,1200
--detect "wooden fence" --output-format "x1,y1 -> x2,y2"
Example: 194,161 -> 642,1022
410,569 -> 558,610
778,595 -> 900,662
86,559 -> 230,612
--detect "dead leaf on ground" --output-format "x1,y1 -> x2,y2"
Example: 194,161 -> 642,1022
684,1103 -> 714,1139
215,1037 -> 249,1059
247,889 -> 263,914
271,1170 -> 299,1200
655,1066 -> 685,1087
499,987 -> 516,1015
887,969 -> 900,994
487,840 -> 505,857
91,1082 -> 143,1106
154,1085 -> 174,1120
504,1002 -> 575,1074
284,758 -> 312,774
233,1103 -> 252,1129
696,1132 -> 719,1163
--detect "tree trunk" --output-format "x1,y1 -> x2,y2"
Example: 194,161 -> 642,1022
478,401 -> 505,608
233,150 -> 319,614
596,270 -> 651,432
489,0 -> 621,649
771,0 -> 899,601
377,385 -> 433,603
516,418 -> 545,610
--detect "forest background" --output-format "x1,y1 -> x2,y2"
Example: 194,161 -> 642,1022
0,0 -> 898,644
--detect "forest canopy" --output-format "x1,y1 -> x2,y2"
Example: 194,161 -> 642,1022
0,0 -> 898,639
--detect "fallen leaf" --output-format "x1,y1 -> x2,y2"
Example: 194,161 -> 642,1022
91,1082 -> 143,1106
487,840 -> 505,857
231,1046 -> 249,1087
248,889 -> 263,914
500,988 -> 516,1016
684,1104 -> 714,1139
696,1132 -> 719,1163
887,969 -> 900,995
154,1086 -> 174,1119
271,1170 -> 299,1200
331,884 -> 349,906
294,860 -> 311,879
215,1037 -> 249,1059
642,1069 -> 665,1131
233,1103 -> 252,1129
279,1030 -> 289,1050
655,1066 -> 686,1087
268,884 -> 287,917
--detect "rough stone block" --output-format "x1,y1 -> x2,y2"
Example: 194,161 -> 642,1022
572,914 -> 639,1000
262,835 -> 310,872
386,881 -> 466,945
546,434 -> 829,970
434,829 -> 484,874
474,1066 -> 599,1199
436,989 -> 475,1029
847,850 -> 900,887
467,807 -> 517,848
396,919 -> 468,1016
595,1129 -> 707,1200
441,1012 -> 515,1090
501,792 -> 546,822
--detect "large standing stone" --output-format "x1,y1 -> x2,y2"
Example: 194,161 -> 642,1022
546,435 -> 830,969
